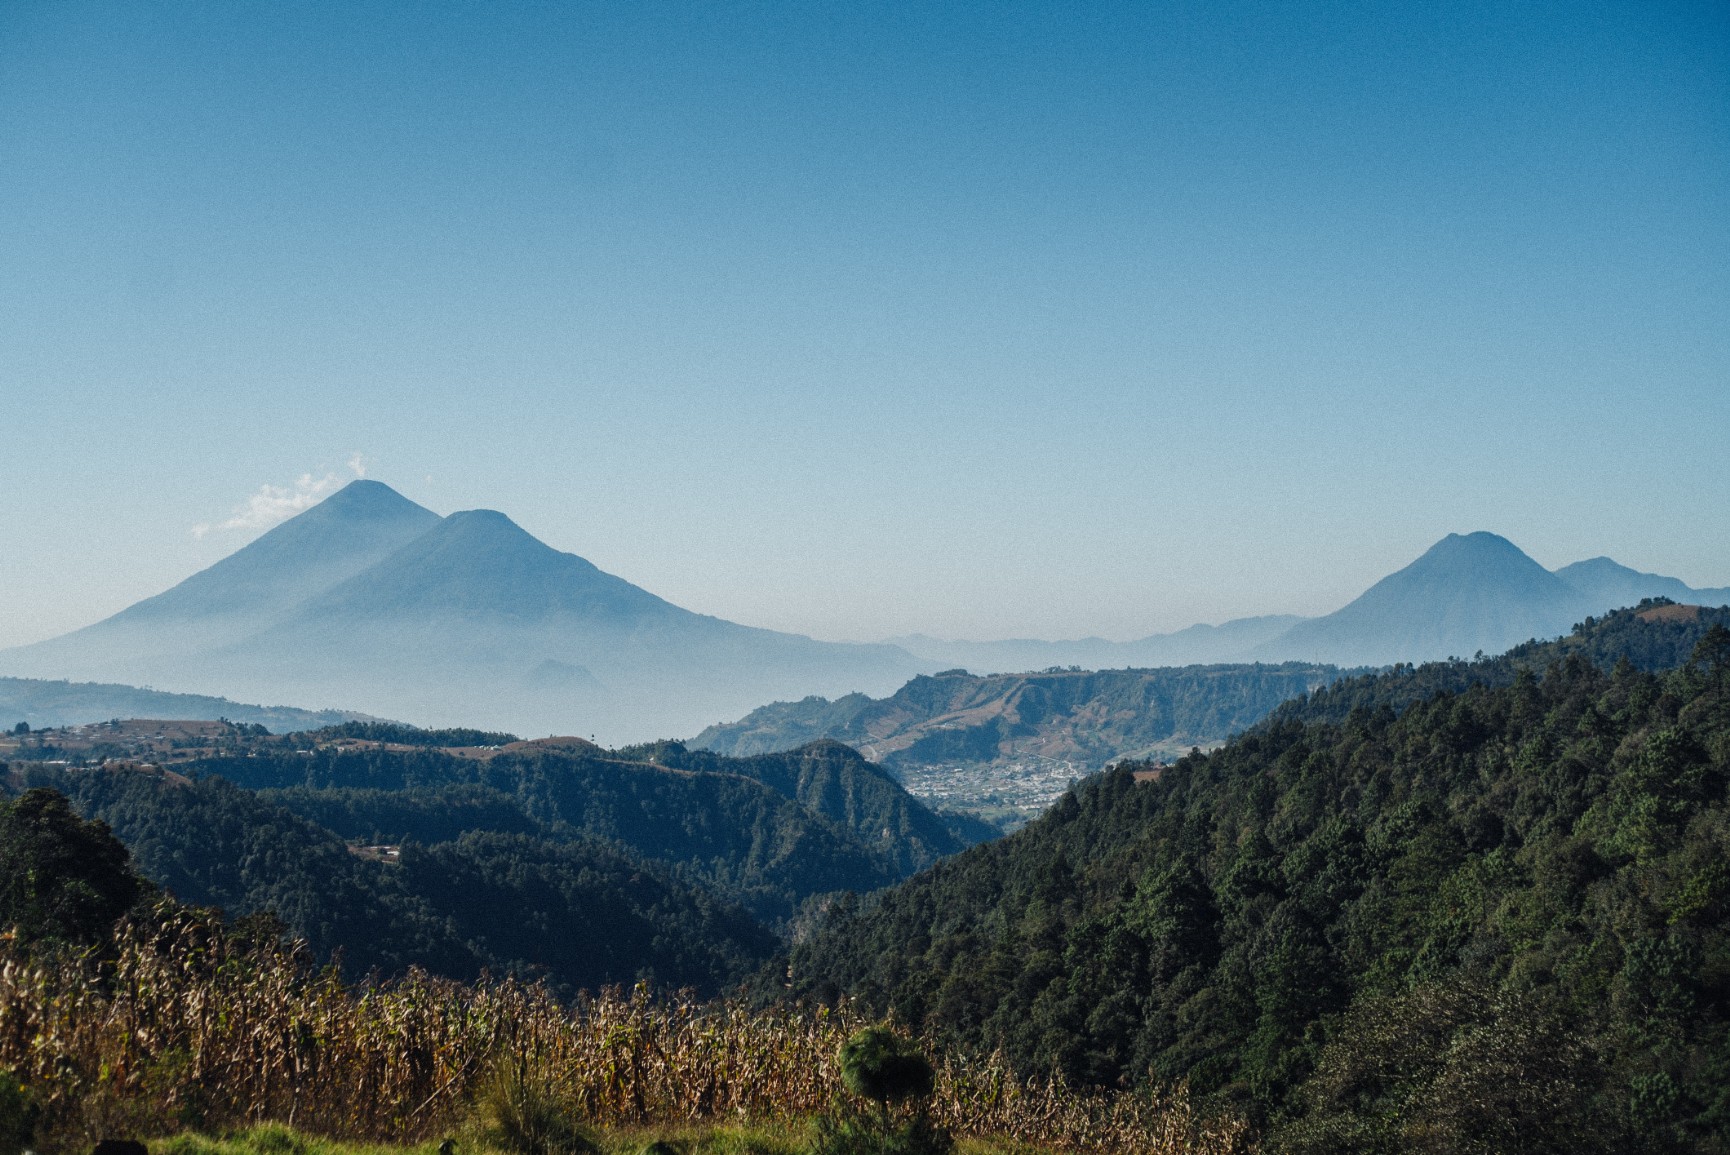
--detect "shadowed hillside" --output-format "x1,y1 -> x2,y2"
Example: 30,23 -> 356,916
9,717 -> 989,941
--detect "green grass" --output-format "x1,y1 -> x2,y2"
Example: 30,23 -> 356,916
157,1124 -> 446,1155
592,1124 -> 806,1155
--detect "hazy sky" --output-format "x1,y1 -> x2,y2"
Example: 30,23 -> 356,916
3,0 -> 1727,651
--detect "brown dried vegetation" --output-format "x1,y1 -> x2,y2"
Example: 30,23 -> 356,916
0,910 -> 1245,1155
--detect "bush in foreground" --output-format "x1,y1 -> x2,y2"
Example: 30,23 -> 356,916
815,1027 -> 949,1155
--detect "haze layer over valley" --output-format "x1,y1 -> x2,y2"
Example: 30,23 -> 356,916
5,480 -> 1727,747
0,481 -> 919,743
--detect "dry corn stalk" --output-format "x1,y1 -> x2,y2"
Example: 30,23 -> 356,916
0,913 -> 1248,1154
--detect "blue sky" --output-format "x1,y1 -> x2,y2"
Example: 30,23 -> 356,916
2,0 -> 1727,649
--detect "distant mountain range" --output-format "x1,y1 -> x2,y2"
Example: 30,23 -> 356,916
0,481 -> 920,743
3,482 -> 1725,740
695,664 -> 1341,767
892,533 -> 1730,674
693,663 -> 1344,827
0,677 -> 376,733
887,615 -> 1306,672
1250,533 -> 1730,667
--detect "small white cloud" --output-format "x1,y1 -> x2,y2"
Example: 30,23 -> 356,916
348,452 -> 368,479
192,471 -> 342,538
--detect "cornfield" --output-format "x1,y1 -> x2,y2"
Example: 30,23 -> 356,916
0,911 -> 1248,1155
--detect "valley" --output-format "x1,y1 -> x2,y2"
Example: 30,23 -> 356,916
5,601 -> 1729,1154
696,664 -> 1335,827
10,9 -> 1722,1151
886,749 -> 1114,830
7,720 -> 989,969
5,483 -> 1730,1154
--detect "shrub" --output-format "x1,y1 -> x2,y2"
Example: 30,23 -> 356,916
0,788 -> 143,946
823,1029 -> 949,1155
0,1071 -> 37,1155
838,1028 -> 934,1111
478,1065 -> 597,1155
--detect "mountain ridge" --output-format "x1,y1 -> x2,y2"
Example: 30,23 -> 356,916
1252,531 -> 1592,666
119,480 -> 442,626
0,676 -> 379,732
288,508 -> 681,624
885,537 -> 1728,675
1556,555 -> 1730,609
4,481 -> 442,679
693,663 -> 1345,827
695,664 -> 1344,765
6,489 -> 1728,736
886,615 -> 1309,673
0,481 -> 923,744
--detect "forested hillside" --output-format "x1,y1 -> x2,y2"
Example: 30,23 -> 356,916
23,766 -> 774,995
181,735 -> 984,917
623,738 -> 1001,868
4,725 -> 988,996
1271,600 -> 1730,727
786,604 -> 1730,1152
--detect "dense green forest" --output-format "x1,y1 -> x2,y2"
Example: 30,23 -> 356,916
178,736 -> 982,919
1268,600 -> 1727,728
785,604 -> 1730,1152
301,720 -> 521,747
0,786 -> 147,948
620,738 -> 1001,869
23,767 -> 773,994
4,731 -> 986,996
